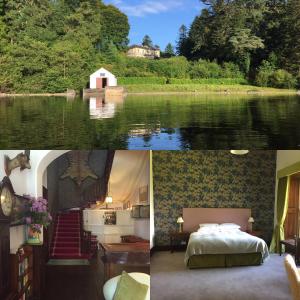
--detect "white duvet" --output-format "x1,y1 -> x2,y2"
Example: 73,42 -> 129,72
184,228 -> 269,265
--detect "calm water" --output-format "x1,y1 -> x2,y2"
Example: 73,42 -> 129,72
0,94 -> 300,149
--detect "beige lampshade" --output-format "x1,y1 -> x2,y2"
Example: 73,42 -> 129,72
248,217 -> 254,223
105,196 -> 113,204
177,217 -> 184,224
230,150 -> 249,155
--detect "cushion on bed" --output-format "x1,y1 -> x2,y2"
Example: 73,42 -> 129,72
199,223 -> 219,228
113,271 -> 148,300
219,223 -> 241,229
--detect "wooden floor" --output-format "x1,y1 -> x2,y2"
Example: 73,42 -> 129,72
43,250 -> 150,300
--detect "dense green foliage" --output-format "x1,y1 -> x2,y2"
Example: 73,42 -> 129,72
0,0 -> 129,92
177,0 -> 300,88
118,77 -> 167,85
0,0 -> 299,92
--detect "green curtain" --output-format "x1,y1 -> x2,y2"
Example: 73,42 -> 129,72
270,176 -> 290,253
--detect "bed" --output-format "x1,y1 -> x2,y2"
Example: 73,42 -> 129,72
183,208 -> 270,269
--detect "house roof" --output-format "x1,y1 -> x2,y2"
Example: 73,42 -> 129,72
90,67 -> 115,77
128,44 -> 160,51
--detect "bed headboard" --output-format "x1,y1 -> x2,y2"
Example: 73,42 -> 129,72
183,208 -> 251,232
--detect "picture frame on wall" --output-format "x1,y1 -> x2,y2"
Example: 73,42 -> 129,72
11,195 -> 30,226
139,185 -> 148,205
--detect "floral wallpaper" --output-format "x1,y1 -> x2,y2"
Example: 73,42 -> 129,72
153,151 -> 276,246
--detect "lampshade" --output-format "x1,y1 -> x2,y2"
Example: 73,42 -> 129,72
230,150 -> 249,155
105,196 -> 113,204
177,217 -> 184,224
248,217 -> 254,223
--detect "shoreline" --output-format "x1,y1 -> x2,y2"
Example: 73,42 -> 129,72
0,86 -> 299,98
127,90 -> 299,96
0,92 -> 69,98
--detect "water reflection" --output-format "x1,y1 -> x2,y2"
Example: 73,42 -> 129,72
0,94 -> 300,149
88,95 -> 124,120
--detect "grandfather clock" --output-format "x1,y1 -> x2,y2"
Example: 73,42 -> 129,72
0,177 -> 15,300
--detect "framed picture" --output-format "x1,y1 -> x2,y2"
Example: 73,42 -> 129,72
140,205 -> 150,218
131,206 -> 140,218
104,211 -> 116,225
131,205 -> 150,219
11,195 -> 30,226
139,185 -> 148,205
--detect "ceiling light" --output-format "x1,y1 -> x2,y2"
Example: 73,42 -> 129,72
230,150 -> 249,155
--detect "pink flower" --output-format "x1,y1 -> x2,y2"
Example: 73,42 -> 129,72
25,217 -> 32,224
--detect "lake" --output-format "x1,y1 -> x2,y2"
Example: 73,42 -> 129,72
0,94 -> 300,149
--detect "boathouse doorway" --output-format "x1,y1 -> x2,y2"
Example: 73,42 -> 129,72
96,77 -> 108,89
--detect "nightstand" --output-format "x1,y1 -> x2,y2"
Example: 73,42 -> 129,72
170,231 -> 190,253
247,230 -> 263,238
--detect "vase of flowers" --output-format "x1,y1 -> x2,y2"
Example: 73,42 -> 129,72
24,196 -> 52,245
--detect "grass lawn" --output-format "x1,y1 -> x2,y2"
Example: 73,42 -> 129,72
124,83 -> 297,95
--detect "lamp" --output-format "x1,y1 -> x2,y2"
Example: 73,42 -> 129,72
105,181 -> 113,209
177,217 -> 184,233
230,150 -> 249,155
248,217 -> 254,232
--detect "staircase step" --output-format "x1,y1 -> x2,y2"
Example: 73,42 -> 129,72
51,247 -> 80,254
55,237 -> 80,241
55,230 -> 80,234
51,241 -> 80,247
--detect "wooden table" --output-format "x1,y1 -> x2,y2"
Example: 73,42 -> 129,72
100,243 -> 150,280
170,231 -> 190,253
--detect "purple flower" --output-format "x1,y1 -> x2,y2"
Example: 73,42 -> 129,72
25,217 -> 32,224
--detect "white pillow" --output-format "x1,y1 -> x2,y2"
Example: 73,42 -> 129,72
197,226 -> 218,233
219,223 -> 241,229
199,223 -> 219,228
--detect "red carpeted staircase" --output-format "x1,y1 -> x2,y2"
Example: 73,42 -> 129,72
50,210 -> 96,260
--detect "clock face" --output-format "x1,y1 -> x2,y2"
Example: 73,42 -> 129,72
1,186 -> 14,217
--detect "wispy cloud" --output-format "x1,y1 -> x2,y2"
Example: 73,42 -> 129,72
107,0 -> 185,17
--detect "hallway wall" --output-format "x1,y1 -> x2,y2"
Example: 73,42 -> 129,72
47,151 -> 108,211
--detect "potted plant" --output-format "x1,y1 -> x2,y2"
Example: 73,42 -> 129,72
24,196 -> 52,245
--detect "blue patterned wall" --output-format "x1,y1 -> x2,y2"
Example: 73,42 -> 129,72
153,151 -> 276,246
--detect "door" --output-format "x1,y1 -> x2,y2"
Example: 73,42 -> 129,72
284,175 -> 300,239
96,78 -> 102,89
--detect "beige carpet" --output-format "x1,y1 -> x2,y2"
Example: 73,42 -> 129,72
151,252 -> 292,300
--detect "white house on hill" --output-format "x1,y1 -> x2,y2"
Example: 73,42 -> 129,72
90,68 -> 117,89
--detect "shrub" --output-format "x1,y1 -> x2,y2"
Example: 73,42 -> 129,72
269,69 -> 297,89
168,78 -> 248,85
118,77 -> 167,85
189,59 -> 222,79
148,56 -> 189,78
221,62 -> 244,78
255,60 -> 275,87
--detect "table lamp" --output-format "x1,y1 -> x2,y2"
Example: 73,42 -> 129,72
248,217 -> 254,232
177,217 -> 184,233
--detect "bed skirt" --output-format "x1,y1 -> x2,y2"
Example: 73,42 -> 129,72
187,252 -> 263,269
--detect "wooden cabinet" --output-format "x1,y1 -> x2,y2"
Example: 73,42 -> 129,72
169,231 -> 190,253
10,245 -> 34,300
0,222 -> 11,300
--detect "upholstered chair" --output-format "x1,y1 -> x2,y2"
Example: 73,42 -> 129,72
103,272 -> 150,300
284,254 -> 300,300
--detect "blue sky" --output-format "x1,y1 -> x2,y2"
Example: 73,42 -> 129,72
103,0 -> 204,50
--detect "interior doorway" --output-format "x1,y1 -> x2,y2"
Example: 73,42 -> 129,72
284,173 -> 300,239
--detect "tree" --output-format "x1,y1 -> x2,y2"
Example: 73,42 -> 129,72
176,25 -> 191,57
280,0 -> 300,75
100,4 -> 129,50
0,0 -> 5,15
229,29 -> 264,74
163,43 -> 175,58
142,35 -> 153,47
